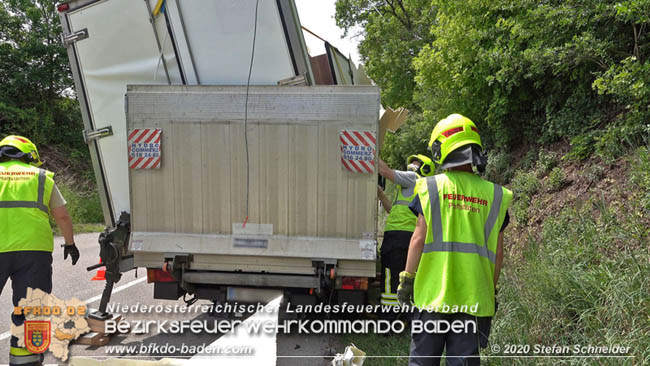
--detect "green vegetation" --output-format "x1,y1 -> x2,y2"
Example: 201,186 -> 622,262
1,1 -> 102,228
337,0 -> 650,168
492,146 -> 650,365
544,166 -> 567,192
338,1 -> 650,364
355,147 -> 650,366
0,1 -> 86,153
56,180 -> 103,222
48,178 -> 104,234
510,170 -> 539,224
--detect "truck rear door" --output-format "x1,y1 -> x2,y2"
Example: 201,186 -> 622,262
59,0 -> 174,226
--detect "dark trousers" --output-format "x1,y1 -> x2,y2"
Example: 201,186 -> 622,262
380,231 -> 411,313
0,251 -> 53,348
409,311 -> 485,366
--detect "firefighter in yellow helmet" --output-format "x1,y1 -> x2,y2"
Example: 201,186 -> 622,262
376,154 -> 434,318
397,115 -> 513,366
0,136 -> 79,366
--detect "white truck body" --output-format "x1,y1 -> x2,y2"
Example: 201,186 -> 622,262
59,0 -> 380,297
127,85 -> 379,280
59,0 -> 313,227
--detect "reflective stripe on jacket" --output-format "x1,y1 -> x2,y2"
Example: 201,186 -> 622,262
0,160 -> 54,253
384,175 -> 420,232
413,171 -> 512,316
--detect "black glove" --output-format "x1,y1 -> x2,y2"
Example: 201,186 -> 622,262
378,175 -> 386,190
63,243 -> 80,265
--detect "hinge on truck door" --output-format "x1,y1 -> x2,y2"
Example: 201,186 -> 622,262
83,126 -> 113,144
62,28 -> 89,45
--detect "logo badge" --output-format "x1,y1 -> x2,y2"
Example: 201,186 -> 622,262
25,320 -> 51,354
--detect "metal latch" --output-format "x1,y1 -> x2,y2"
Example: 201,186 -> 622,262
62,29 -> 89,45
83,126 -> 113,143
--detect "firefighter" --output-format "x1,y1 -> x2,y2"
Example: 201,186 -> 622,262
397,114 -> 513,366
0,135 -> 80,366
377,154 -> 434,315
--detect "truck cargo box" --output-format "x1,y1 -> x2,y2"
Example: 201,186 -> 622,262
126,85 -> 380,282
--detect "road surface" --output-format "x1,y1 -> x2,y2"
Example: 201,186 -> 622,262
0,233 -> 339,365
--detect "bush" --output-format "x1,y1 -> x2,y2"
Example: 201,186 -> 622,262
510,171 -> 540,224
593,120 -> 650,162
535,150 -> 559,178
519,148 -> 538,171
484,150 -> 514,184
545,167 -> 568,192
580,164 -> 606,185
511,193 -> 531,225
511,171 -> 540,197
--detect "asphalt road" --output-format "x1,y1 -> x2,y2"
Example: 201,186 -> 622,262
0,233 -> 338,365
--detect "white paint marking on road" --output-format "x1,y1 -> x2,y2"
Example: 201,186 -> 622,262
0,276 -> 148,341
188,294 -> 283,365
83,276 -> 147,305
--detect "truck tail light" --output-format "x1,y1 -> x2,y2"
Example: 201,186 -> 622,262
147,268 -> 176,283
57,3 -> 69,12
339,277 -> 368,290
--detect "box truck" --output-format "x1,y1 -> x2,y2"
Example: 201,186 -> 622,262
58,0 -> 380,314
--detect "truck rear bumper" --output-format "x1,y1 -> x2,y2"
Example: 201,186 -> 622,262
131,232 -> 377,278
183,271 -> 319,288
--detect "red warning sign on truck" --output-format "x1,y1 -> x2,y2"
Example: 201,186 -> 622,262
339,130 -> 376,174
128,128 -> 162,169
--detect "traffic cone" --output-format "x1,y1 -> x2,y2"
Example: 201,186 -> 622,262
92,259 -> 106,281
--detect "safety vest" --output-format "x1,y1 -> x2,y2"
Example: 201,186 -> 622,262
0,160 -> 55,253
384,175 -> 420,232
413,171 -> 512,316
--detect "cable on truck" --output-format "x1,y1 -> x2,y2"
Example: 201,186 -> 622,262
243,0 -> 261,228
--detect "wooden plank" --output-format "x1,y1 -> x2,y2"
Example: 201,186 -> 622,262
74,332 -> 110,346
86,314 -> 123,334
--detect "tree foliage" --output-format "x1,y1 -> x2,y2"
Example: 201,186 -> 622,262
336,0 -> 435,109
337,0 -> 650,164
0,0 -> 84,153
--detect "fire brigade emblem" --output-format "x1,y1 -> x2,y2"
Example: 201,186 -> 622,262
25,320 -> 51,354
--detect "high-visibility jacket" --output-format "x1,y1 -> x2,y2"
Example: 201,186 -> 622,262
413,171 -> 512,316
0,160 -> 54,253
384,175 -> 420,232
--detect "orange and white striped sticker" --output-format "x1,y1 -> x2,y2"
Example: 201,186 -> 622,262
339,130 -> 376,174
128,128 -> 162,169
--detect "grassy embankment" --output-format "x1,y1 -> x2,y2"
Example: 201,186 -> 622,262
41,145 -> 105,234
343,145 -> 650,366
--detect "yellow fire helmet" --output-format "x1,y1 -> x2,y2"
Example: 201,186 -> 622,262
406,154 -> 435,177
428,114 -> 482,165
0,135 -> 43,167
